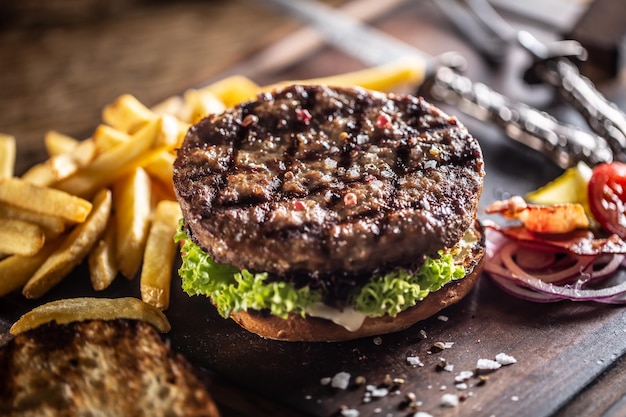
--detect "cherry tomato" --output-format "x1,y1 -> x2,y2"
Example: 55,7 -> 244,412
588,162 -> 626,238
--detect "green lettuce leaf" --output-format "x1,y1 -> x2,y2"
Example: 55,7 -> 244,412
175,221 -> 465,319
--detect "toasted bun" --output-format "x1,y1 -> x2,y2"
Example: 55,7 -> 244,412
0,319 -> 221,417
230,227 -> 485,342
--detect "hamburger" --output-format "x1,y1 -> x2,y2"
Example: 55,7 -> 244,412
173,84 -> 485,342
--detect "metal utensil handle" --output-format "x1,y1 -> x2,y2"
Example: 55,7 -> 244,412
538,58 -> 626,160
424,65 -> 614,169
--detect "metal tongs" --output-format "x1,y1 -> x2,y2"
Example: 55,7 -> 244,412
433,0 -> 626,163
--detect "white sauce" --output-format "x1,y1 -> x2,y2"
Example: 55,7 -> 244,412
305,303 -> 367,332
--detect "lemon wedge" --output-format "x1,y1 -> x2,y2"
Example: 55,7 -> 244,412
525,161 -> 592,211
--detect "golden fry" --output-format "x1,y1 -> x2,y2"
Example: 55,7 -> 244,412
182,88 -> 226,124
92,124 -> 131,153
140,200 -> 181,310
21,139 -> 96,186
144,150 -> 175,193
44,130 -> 79,156
22,188 -> 112,299
102,94 -> 155,134
88,215 -> 118,291
0,177 -> 92,223
151,95 -> 184,118
262,56 -> 427,93
0,242 -> 57,297
53,117 -> 174,199
0,203 -> 66,238
0,133 -> 16,179
0,218 -> 45,256
10,297 -> 171,335
114,168 -> 152,279
199,75 -> 260,108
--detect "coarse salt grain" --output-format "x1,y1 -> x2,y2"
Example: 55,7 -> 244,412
441,393 -> 459,407
407,356 -> 422,367
413,412 -> 434,417
476,358 -> 502,371
454,371 -> 474,382
331,372 -> 351,389
340,408 -> 360,417
367,386 -> 389,398
320,377 -> 331,385
437,315 -> 449,322
495,352 -> 517,366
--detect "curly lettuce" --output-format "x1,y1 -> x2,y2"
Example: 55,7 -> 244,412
175,222 -> 465,319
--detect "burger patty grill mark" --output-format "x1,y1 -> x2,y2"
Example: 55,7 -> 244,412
174,85 -> 484,283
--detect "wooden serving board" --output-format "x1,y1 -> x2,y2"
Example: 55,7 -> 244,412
2,114 -> 625,417
2,2 -> 626,416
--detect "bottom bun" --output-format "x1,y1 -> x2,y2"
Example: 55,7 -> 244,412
230,252 -> 485,342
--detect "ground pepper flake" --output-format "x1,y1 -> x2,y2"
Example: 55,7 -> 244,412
241,114 -> 259,127
344,192 -> 357,206
296,108 -> 312,124
376,113 -> 392,129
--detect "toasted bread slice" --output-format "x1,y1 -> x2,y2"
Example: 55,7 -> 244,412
0,319 -> 220,417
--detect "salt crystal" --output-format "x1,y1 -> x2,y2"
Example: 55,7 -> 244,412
331,372 -> 351,389
320,377 -> 331,385
476,358 -> 501,371
407,356 -> 422,366
495,353 -> 517,366
365,385 -> 389,398
441,393 -> 459,407
413,412 -> 434,417
341,408 -> 360,417
455,383 -> 468,390
437,315 -> 449,322
454,371 -> 474,382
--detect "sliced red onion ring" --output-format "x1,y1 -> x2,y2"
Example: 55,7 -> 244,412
485,228 -> 626,304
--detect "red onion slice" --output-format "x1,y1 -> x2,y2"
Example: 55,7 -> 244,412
485,229 -> 626,303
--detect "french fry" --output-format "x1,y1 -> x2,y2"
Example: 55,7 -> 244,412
144,150 -> 175,193
0,177 -> 92,223
199,75 -> 260,108
151,95 -> 184,118
53,116 -> 174,198
0,133 -> 16,179
44,130 -> 79,156
20,162 -> 57,186
0,203 -> 66,238
181,88 -> 226,124
22,188 -> 112,299
102,94 -> 155,134
9,297 -> 171,335
114,168 -> 152,279
88,215 -> 118,291
262,56 -> 427,93
140,200 -> 181,310
0,218 -> 45,256
22,138 -> 96,186
92,124 -> 131,153
0,242 -> 57,297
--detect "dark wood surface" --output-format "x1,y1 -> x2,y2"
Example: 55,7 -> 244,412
2,1 -> 626,416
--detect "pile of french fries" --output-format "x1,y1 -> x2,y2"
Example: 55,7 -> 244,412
0,59 -> 425,311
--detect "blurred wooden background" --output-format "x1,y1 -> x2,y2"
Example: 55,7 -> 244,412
0,0 -> 348,174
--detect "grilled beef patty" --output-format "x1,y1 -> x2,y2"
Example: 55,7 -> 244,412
174,85 -> 484,283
